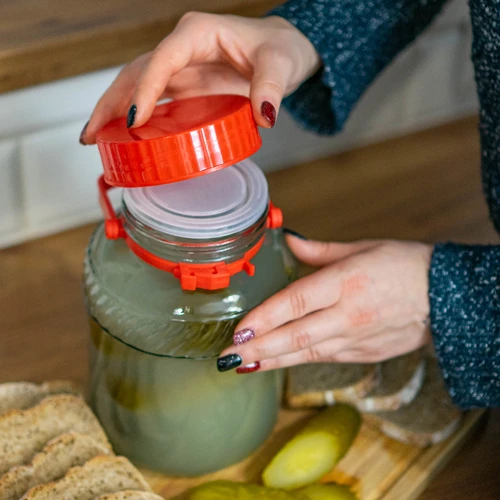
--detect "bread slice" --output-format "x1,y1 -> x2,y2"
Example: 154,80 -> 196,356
364,357 -> 462,447
0,395 -> 110,475
0,432 -> 112,500
286,363 -> 379,409
22,456 -> 152,499
97,491 -> 164,500
354,350 -> 425,412
0,381 -> 80,416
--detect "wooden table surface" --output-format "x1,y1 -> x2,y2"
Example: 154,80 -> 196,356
0,0 -> 278,94
1,116 -> 499,499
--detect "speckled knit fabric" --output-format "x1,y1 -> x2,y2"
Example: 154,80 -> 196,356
269,0 -> 447,134
271,0 -> 500,408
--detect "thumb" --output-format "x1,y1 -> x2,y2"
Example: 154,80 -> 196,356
285,234 -> 377,267
249,45 -> 293,128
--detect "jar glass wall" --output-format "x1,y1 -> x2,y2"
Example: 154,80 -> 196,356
84,224 -> 297,475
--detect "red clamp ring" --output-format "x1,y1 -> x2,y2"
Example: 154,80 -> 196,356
125,235 -> 263,291
98,175 -> 283,290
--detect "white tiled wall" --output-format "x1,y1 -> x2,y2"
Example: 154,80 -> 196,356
21,123 -> 105,229
0,69 -> 122,138
0,0 -> 479,248
0,141 -> 22,236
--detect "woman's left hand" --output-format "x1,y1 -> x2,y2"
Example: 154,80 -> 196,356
218,235 -> 433,373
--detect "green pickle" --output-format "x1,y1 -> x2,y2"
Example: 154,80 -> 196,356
263,404 -> 361,490
188,481 -> 309,500
301,484 -> 358,500
187,481 -> 357,500
85,225 -> 296,475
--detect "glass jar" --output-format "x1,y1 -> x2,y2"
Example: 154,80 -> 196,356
83,159 -> 297,475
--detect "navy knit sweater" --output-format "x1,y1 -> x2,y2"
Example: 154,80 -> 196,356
271,0 -> 500,409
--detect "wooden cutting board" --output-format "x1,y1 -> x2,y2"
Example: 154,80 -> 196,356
141,408 -> 486,500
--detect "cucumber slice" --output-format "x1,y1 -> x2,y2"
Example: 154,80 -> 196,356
263,404 -> 361,490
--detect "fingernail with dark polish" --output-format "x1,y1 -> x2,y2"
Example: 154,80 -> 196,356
237,361 -> 260,374
127,104 -> 137,128
283,228 -> 308,240
234,328 -> 255,346
261,101 -> 276,128
79,120 -> 89,145
217,354 -> 242,372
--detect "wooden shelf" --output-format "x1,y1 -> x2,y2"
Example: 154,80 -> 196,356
0,0 -> 278,93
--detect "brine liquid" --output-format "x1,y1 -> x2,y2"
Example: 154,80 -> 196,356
89,319 -> 284,475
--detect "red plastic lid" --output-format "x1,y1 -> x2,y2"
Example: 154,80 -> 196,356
96,94 -> 262,187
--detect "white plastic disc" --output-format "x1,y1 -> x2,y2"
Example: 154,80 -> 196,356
123,159 -> 268,240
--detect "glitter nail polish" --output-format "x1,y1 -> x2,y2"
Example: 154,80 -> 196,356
234,328 -> 255,346
233,328 -> 258,373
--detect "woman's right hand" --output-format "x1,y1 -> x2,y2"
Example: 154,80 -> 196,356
81,13 -> 321,144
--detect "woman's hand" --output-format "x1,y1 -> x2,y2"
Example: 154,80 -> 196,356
81,14 -> 321,144
217,235 -> 433,373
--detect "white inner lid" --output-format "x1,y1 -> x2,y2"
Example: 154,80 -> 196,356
123,159 -> 269,239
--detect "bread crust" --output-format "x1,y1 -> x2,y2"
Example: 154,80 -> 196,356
0,381 -> 80,416
286,364 -> 379,409
0,395 -> 110,475
97,491 -> 164,500
364,357 -> 462,447
0,432 -> 111,500
354,351 -> 426,412
21,456 -> 152,499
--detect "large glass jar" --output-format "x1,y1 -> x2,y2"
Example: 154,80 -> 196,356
83,160 -> 297,476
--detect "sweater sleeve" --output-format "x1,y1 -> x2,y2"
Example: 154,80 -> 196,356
272,0 -> 500,408
268,0 -> 448,135
429,244 -> 500,409
428,0 -> 500,410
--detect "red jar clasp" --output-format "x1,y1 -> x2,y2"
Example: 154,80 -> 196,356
267,202 -> 283,230
98,176 -> 125,240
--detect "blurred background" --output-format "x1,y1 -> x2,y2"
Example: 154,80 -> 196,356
0,0 -> 476,248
